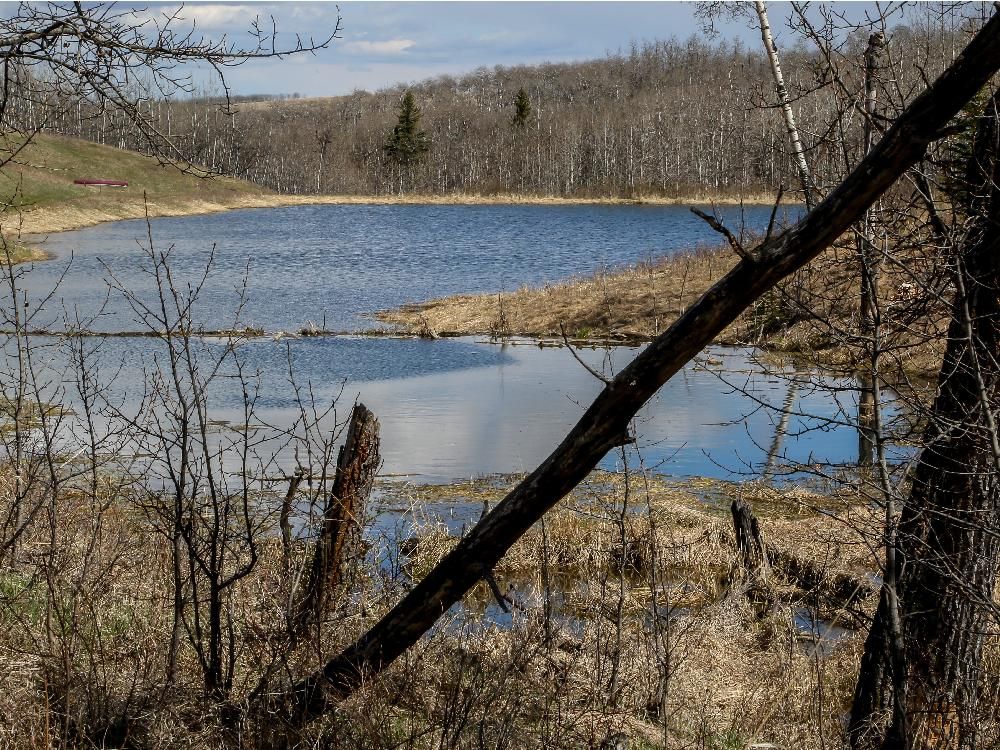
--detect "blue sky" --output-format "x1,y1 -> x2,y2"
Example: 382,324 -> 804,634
130,1 -> 813,97
0,1 -> 914,98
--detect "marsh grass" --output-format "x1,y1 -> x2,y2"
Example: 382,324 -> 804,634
376,237 -> 951,379
342,472 -> 884,748
4,466 -> 996,749
0,464 -> 902,749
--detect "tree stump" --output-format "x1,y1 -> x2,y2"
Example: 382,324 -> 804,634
296,403 -> 380,634
731,497 -> 770,582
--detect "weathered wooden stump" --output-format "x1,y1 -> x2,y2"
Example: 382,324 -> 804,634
730,497 -> 875,626
731,497 -> 770,581
296,403 -> 381,633
728,496 -> 777,620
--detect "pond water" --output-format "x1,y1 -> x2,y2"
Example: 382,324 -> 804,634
14,334 -> 886,483
6,202 -> 890,485
21,202 -> 798,332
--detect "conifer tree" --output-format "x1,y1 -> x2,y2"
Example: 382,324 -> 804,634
511,87 -> 532,129
384,91 -> 430,167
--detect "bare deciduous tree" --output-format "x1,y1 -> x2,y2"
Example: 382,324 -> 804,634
254,13 -> 1000,726
850,85 -> 1000,750
0,2 -> 340,170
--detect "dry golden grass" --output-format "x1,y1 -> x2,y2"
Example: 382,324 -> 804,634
371,470 -> 881,750
378,244 -> 740,341
0,465 -> 892,749
0,239 -> 51,264
266,191 -> 788,207
393,471 -> 876,587
4,464 -> 994,749
377,237 -> 950,378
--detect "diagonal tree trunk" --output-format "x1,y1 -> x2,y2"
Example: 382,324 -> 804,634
850,87 -> 1000,750
258,13 -> 1000,728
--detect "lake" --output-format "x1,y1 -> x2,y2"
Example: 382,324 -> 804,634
9,202 -> 889,483
21,202 -> 799,332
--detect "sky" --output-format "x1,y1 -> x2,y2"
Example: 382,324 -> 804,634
1,1 -> 905,99
126,1 -> 813,98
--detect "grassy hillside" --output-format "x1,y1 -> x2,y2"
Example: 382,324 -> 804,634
0,134 -> 765,265
0,133 -> 270,246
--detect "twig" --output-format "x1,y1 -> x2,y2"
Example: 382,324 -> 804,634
690,207 -> 755,263
765,185 -> 786,243
559,323 -> 611,384
482,566 -> 513,613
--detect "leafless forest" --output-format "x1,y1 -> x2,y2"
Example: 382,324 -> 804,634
3,6 -> 981,198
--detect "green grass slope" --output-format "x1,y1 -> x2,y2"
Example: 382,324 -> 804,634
0,133 -> 269,246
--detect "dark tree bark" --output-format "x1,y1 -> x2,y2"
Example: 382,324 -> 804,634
729,498 -> 775,617
296,403 -> 380,634
280,468 -> 304,574
254,13 -> 1000,729
850,88 -> 1000,750
731,498 -> 770,580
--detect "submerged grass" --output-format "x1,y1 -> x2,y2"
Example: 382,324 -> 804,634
388,471 -> 875,586
341,470 -> 888,749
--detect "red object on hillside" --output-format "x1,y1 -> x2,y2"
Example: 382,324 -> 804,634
74,178 -> 128,187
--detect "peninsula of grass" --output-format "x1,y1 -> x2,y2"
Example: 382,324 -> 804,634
376,242 -> 948,379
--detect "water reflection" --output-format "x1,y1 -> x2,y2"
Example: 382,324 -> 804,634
4,334 -> 895,483
763,375 -> 800,480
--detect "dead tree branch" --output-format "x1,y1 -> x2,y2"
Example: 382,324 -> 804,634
690,207 -> 754,263
295,403 -> 380,635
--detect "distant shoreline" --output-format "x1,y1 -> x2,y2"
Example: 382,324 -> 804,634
12,190 -> 789,238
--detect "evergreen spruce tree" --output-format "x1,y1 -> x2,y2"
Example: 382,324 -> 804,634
385,91 -> 430,168
511,87 -> 532,129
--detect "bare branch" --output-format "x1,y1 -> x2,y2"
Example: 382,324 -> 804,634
263,12 -> 1000,723
690,207 -> 754,263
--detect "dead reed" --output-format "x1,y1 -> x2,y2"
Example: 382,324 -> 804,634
2,468 -> 982,749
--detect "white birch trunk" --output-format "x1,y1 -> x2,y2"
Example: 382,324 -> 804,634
754,0 -> 816,207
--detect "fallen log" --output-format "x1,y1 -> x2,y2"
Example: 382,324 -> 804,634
768,547 -> 876,625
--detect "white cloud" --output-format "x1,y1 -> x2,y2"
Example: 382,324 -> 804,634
137,4 -> 262,32
342,39 -> 415,55
185,4 -> 263,30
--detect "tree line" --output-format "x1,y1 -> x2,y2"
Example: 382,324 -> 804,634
2,10 -> 975,199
